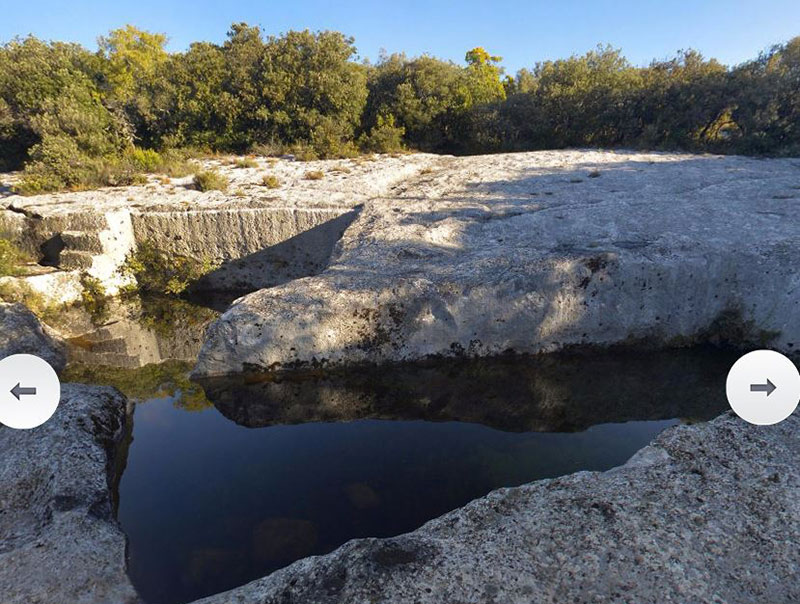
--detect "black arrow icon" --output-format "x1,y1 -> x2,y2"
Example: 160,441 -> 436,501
10,383 -> 37,400
750,379 -> 777,396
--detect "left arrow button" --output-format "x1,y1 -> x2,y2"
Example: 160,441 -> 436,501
10,383 -> 37,400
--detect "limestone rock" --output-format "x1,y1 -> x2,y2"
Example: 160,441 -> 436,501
0,384 -> 139,603
1,154 -> 442,302
0,302 -> 66,371
195,150 -> 800,376
193,411 -> 800,604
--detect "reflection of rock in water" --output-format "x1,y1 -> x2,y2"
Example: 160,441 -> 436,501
198,348 -> 735,433
64,295 -> 218,368
251,518 -> 318,565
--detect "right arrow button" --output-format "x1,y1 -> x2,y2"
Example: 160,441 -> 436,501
749,378 -> 777,396
727,350 -> 800,425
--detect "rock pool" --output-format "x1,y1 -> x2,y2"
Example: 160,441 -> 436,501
67,348 -> 734,604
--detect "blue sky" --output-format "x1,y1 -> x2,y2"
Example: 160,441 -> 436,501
2,1 -> 799,74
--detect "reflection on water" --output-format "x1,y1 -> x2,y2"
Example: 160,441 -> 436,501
199,348 -> 735,432
108,348 -> 734,604
61,295 -> 219,369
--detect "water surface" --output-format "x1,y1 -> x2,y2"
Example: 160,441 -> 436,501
70,348 -> 735,604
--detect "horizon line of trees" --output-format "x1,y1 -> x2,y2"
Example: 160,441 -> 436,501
1,24 -> 798,193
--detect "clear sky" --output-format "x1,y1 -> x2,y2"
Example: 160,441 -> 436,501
2,0 -> 799,74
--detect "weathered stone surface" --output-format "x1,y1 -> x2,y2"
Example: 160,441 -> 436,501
193,411 -> 800,604
195,150 -> 800,376
0,384 -> 139,604
1,154 -> 442,301
0,302 -> 66,371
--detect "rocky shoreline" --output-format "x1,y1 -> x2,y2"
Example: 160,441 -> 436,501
193,411 -> 799,604
1,150 -> 799,603
0,383 -> 138,604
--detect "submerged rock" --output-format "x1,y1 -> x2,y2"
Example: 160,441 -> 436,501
193,411 -> 800,604
195,150 -> 800,376
0,302 -> 66,371
0,385 -> 139,604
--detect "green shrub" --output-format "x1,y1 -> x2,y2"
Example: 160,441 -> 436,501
287,143 -> 319,162
120,242 -> 217,296
79,272 -> 109,323
359,113 -> 405,153
234,157 -> 258,169
157,148 -> 194,177
0,238 -> 30,276
193,169 -> 229,192
15,138 -> 146,194
0,280 -> 62,324
261,174 -> 280,188
127,147 -> 162,172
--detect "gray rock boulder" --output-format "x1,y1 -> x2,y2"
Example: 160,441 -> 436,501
0,384 -> 139,604
193,411 -> 800,604
195,150 -> 800,376
0,302 -> 66,371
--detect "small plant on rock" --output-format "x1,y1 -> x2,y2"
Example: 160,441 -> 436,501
193,170 -> 229,192
79,273 -> 109,324
0,239 -> 31,277
261,174 -> 280,188
234,158 -> 258,169
120,242 -> 218,297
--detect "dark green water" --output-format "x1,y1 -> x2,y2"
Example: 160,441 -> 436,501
81,348 -> 735,604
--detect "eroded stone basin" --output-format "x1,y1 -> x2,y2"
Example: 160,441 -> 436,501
67,347 -> 734,604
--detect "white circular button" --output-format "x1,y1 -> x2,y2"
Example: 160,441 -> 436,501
726,350 -> 800,425
0,354 -> 61,429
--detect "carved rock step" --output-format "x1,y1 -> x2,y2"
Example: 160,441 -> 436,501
68,335 -> 129,355
60,230 -> 103,253
58,250 -> 94,270
67,348 -> 141,369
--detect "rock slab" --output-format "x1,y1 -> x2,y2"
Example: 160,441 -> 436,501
194,411 -> 800,604
195,150 -> 800,376
0,384 -> 139,604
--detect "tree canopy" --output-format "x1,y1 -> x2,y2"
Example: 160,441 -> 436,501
1,24 -> 798,193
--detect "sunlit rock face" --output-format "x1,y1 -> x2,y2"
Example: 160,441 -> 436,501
195,149 -> 800,376
0,154 -> 441,302
0,385 -> 138,604
192,411 -> 800,604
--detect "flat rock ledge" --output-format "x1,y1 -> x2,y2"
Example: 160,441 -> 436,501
0,384 -> 139,604
195,150 -> 800,376
0,302 -> 66,372
195,411 -> 800,604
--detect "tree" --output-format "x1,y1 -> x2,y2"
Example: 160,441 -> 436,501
0,36 -> 130,189
257,29 -> 368,155
98,25 -> 169,102
98,26 -> 171,148
463,47 -> 506,105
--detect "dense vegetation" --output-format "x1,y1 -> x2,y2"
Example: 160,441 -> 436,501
1,24 -> 798,193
